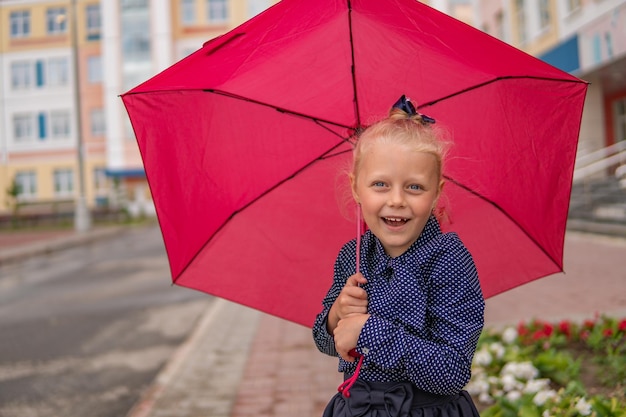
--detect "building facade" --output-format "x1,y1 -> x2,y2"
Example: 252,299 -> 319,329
3,0 -> 621,218
0,0 -> 277,216
471,0 -> 626,158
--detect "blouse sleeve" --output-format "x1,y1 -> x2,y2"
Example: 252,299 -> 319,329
312,241 -> 356,357
355,234 -> 485,395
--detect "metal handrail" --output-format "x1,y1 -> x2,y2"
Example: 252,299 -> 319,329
575,141 -> 626,168
573,141 -> 626,183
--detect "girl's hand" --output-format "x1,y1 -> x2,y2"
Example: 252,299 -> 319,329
333,313 -> 370,362
326,273 -> 368,333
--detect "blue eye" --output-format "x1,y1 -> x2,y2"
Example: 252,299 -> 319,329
373,181 -> 386,187
408,184 -> 422,191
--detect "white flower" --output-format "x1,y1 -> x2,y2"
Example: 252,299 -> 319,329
474,349 -> 493,366
501,374 -> 523,392
575,398 -> 592,416
505,390 -> 522,402
466,377 -> 490,396
502,361 -> 539,381
478,392 -> 494,404
489,342 -> 506,359
502,327 -> 518,344
523,378 -> 550,394
533,389 -> 557,406
542,410 -> 552,417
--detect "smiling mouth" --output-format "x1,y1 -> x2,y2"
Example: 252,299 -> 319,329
383,217 -> 409,226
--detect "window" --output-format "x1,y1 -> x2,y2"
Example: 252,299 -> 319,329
47,7 -> 68,35
94,167 -> 107,192
90,108 -> 106,136
15,171 -> 37,199
207,0 -> 228,23
10,10 -> 30,38
53,169 -> 74,197
48,57 -> 69,86
181,0 -> 195,25
606,32 -> 613,58
121,2 -> 151,62
248,0 -> 269,18
11,61 -> 31,90
50,111 -> 71,139
592,33 -> 602,64
538,0 -> 551,31
495,11 -> 505,40
86,4 -> 102,40
13,113 -> 36,143
514,0 -> 526,44
614,99 -> 626,143
87,56 -> 103,83
566,0 -> 581,14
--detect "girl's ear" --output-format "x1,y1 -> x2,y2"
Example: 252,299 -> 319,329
433,180 -> 445,209
349,173 -> 359,204
438,179 -> 445,195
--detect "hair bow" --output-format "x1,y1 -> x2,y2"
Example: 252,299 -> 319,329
392,95 -> 436,124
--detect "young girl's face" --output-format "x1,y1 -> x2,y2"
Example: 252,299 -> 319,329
351,140 -> 443,258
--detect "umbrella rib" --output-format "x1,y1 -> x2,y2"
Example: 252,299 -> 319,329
347,0 -> 361,127
444,175 -> 563,271
202,89 -> 352,130
419,75 -> 587,109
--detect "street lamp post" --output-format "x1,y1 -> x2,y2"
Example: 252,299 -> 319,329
71,0 -> 91,232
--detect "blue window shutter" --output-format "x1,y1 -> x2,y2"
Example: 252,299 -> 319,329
36,60 -> 44,86
39,113 -> 47,139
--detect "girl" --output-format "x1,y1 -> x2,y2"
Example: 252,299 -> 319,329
312,96 -> 484,417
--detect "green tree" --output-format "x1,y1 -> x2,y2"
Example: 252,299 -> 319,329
6,177 -> 21,226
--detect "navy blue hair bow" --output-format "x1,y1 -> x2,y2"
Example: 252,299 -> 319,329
392,95 -> 436,124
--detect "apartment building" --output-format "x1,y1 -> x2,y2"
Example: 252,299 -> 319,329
471,0 -> 626,157
0,0 -> 277,217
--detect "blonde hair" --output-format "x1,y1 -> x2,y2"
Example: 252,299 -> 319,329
351,108 -> 449,182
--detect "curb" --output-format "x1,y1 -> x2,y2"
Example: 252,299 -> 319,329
124,299 -> 228,417
124,298 -> 262,417
0,226 -> 127,266
567,219 -> 626,238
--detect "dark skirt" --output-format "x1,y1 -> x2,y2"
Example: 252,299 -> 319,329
322,380 -> 480,417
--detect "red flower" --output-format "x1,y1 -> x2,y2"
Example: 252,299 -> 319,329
532,330 -> 546,340
558,320 -> 572,337
518,322 -> 529,336
542,323 -> 554,337
603,328 -> 614,337
618,319 -> 626,332
583,319 -> 595,330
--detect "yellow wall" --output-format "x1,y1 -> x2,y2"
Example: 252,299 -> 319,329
1,158 -> 108,212
508,0 -> 560,54
2,2 -> 71,52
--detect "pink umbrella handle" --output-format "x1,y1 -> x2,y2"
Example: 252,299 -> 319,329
356,206 -> 362,274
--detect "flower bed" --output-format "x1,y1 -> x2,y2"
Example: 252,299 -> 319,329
467,315 -> 626,416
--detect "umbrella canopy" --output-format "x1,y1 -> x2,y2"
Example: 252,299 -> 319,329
121,0 -> 587,327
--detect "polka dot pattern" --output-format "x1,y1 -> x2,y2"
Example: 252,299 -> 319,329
312,216 -> 485,396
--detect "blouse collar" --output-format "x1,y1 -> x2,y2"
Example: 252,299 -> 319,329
361,215 -> 441,277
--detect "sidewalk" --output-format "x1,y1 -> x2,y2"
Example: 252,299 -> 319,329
2,226 -> 625,417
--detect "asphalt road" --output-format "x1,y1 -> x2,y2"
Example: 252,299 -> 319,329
0,225 -> 211,417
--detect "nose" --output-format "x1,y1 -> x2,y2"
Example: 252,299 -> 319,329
387,187 -> 406,207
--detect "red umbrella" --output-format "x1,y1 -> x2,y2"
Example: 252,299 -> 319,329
121,0 -> 587,327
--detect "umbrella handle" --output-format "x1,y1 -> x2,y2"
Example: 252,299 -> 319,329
356,206 -> 362,274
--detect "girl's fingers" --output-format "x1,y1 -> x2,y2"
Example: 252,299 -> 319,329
346,273 -> 368,287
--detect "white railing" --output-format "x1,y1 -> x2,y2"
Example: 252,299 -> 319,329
573,141 -> 626,183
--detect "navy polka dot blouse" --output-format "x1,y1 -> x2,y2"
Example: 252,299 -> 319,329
312,216 -> 485,396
